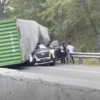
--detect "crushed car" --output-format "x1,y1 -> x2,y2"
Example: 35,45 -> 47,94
28,40 -> 62,66
29,43 -> 55,66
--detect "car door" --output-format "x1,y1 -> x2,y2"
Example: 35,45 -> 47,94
49,40 -> 61,60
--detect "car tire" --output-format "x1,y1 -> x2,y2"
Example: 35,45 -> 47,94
49,61 -> 55,66
32,58 -> 36,66
28,57 -> 36,66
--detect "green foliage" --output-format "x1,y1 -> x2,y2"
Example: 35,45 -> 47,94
0,0 -> 11,20
10,0 -> 45,24
39,0 -> 100,51
5,0 -> 100,52
84,59 -> 99,66
39,0 -> 81,41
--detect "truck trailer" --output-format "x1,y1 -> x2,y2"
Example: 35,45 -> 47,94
0,19 -> 50,66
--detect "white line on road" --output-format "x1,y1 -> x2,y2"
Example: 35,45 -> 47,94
46,67 -> 100,74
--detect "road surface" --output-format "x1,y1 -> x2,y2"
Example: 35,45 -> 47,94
20,64 -> 100,82
1,64 -> 100,100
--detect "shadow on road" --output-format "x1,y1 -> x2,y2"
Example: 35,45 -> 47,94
2,63 -> 53,70
2,62 -> 32,70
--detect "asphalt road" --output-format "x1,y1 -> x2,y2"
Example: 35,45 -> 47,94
20,64 -> 100,82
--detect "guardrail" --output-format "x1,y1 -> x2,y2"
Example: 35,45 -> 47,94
71,52 -> 100,64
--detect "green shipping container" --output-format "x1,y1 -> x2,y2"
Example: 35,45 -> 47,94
0,19 -> 50,67
0,19 -> 22,66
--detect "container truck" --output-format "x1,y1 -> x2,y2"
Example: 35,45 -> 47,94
0,19 -> 50,66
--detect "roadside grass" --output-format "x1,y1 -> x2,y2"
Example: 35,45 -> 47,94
75,58 -> 100,67
83,59 -> 100,66
56,58 -> 100,67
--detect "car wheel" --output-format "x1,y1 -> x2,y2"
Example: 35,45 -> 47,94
28,56 -> 36,66
49,61 -> 55,66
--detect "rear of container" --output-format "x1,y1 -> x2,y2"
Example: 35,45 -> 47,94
0,19 -> 22,67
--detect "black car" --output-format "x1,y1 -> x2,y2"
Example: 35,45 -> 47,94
28,40 -> 61,66
30,44 -> 55,66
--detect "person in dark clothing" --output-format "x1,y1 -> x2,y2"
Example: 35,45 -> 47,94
60,43 -> 66,63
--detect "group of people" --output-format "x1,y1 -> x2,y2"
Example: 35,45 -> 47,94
60,42 -> 75,64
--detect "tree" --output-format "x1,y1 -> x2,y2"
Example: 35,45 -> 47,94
0,0 -> 13,20
10,0 -> 45,24
80,0 -> 98,35
39,0 -> 82,41
10,0 -> 100,51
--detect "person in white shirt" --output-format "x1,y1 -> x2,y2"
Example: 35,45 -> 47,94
67,42 -> 75,63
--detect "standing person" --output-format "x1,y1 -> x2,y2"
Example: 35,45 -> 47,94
60,43 -> 66,63
67,42 -> 75,63
66,48 -> 69,63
